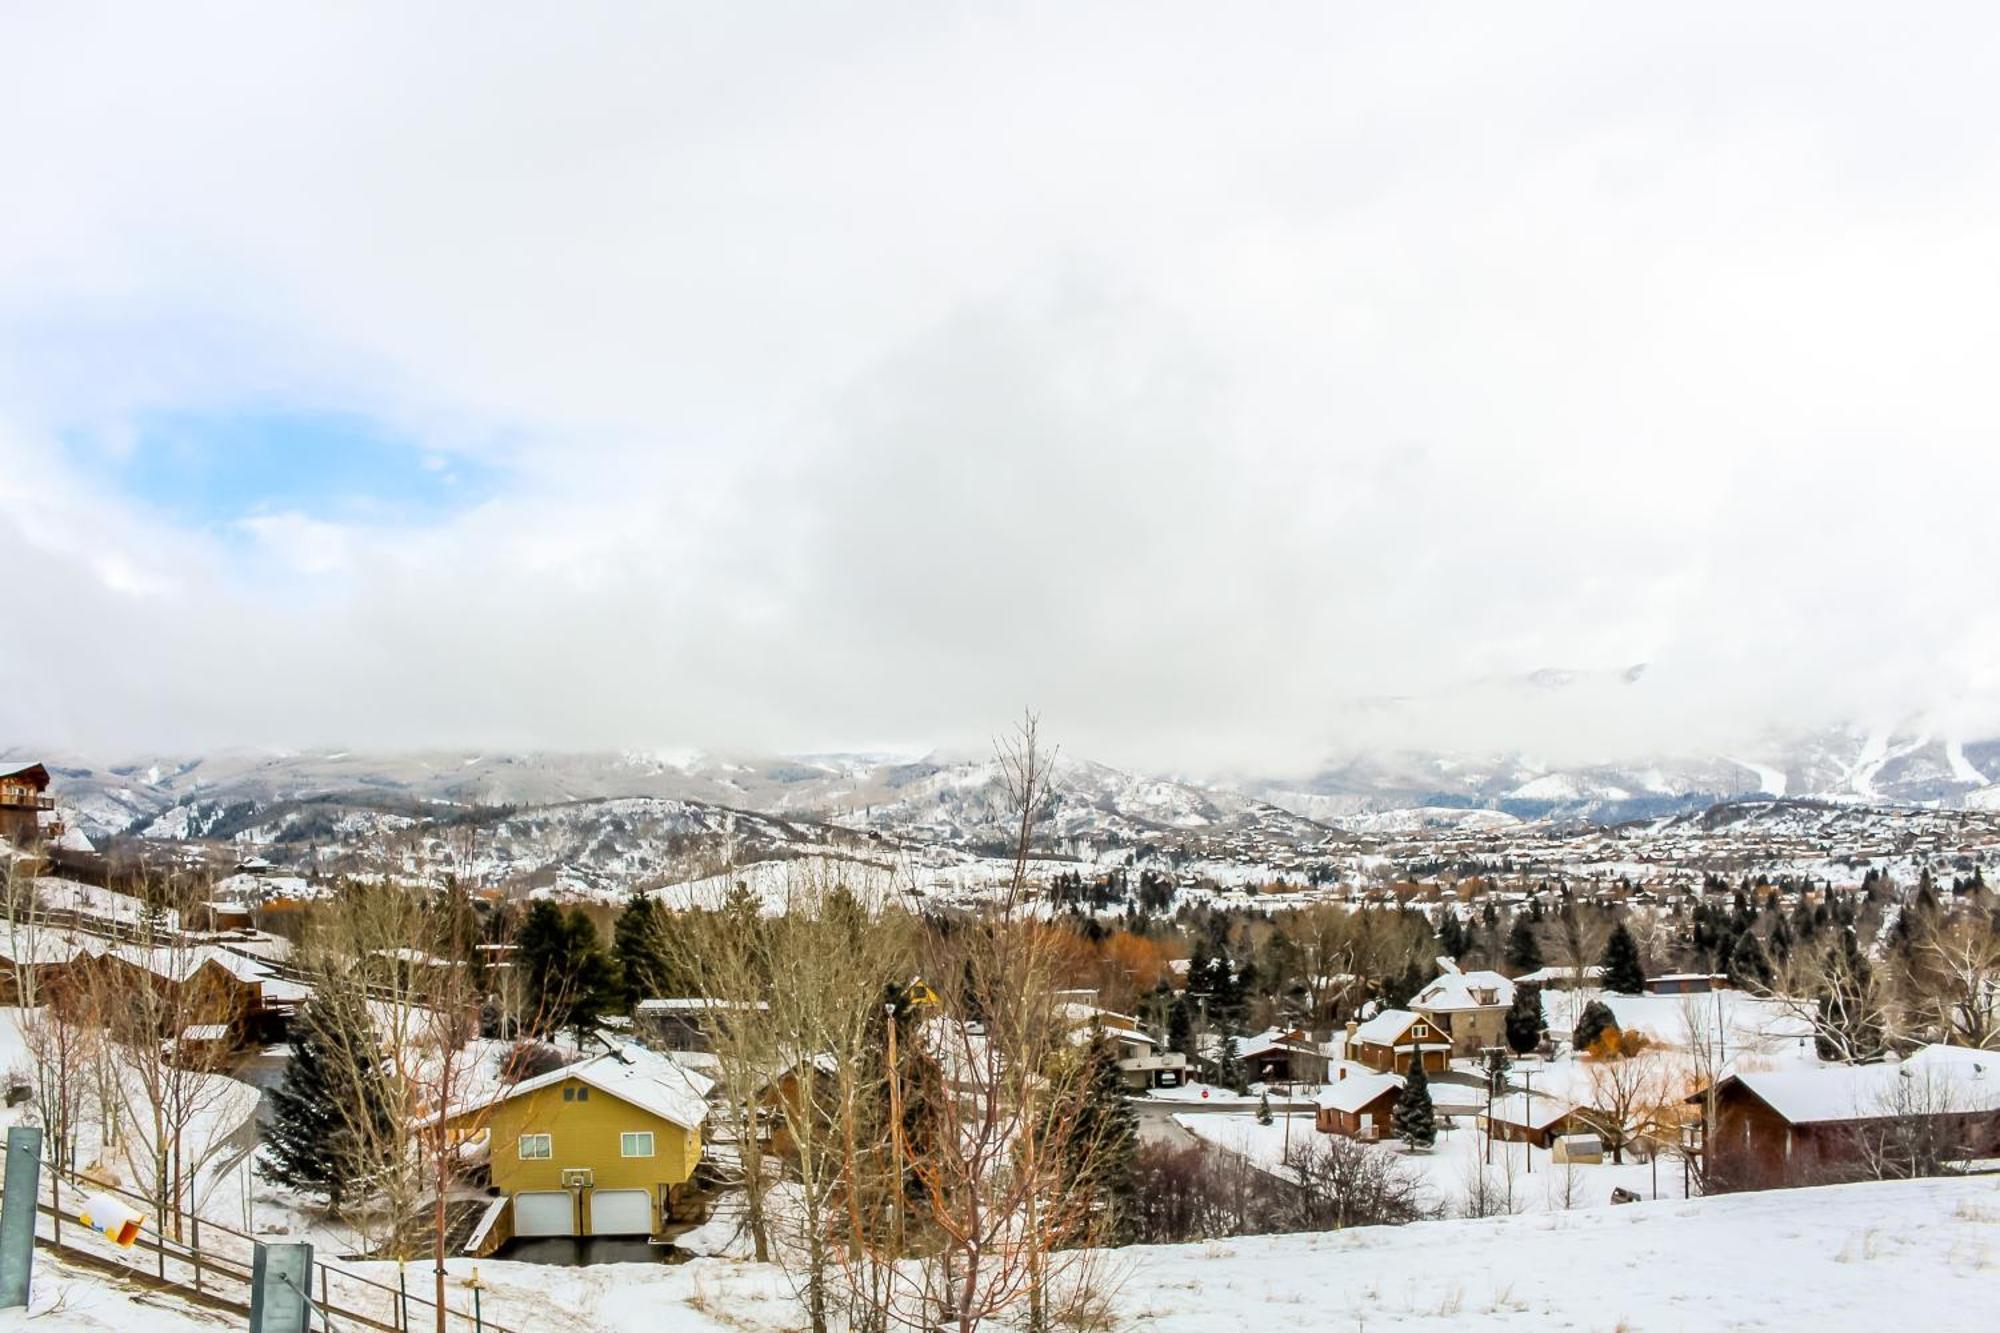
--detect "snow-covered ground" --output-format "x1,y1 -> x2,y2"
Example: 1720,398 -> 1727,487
20,1175 -> 1996,1332
1176,1110 -> 1691,1218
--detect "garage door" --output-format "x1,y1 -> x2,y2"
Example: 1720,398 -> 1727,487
512,1191 -> 575,1237
587,1189 -> 653,1236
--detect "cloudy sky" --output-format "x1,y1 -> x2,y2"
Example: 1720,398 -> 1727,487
3,4 -> 1998,772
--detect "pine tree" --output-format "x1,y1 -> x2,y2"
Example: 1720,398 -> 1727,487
1725,929 -> 1772,990
518,902 -> 616,1038
611,895 -> 675,1011
1573,998 -> 1617,1051
1065,1033 -> 1140,1240
1504,981 -> 1544,1055
261,992 -> 394,1210
1393,1052 -> 1437,1150
1437,912 -> 1468,961
1381,958 -> 1425,1010
1504,914 -> 1543,974
1256,1090 -> 1273,1125
1167,995 -> 1196,1061
1213,1035 -> 1248,1093
1599,921 -> 1646,995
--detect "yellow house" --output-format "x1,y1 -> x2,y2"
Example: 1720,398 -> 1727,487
449,1047 -> 711,1238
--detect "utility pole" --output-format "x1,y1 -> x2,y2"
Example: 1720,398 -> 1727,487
1517,1065 -> 1536,1174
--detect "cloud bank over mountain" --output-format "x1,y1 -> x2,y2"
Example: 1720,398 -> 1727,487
4,5 -> 1999,770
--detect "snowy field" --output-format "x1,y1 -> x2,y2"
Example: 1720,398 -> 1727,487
10,1175 -> 1997,1332
1176,1110 -> 1692,1217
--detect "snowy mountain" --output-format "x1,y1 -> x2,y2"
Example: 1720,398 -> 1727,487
8,722 -> 2000,894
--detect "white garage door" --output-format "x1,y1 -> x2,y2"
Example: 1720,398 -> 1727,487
587,1189 -> 653,1236
512,1191 -> 575,1237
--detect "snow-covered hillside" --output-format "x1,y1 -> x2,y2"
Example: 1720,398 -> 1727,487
22,1175 -> 1993,1331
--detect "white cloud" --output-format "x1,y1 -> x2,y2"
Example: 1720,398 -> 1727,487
2,3 -> 1999,768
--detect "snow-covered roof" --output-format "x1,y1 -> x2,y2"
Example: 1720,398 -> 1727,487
1235,1026 -> 1314,1058
1316,1072 -> 1403,1113
1488,1091 -> 1578,1131
103,942 -> 277,986
178,1023 -> 231,1041
1413,968 -> 1514,1013
1353,1008 -> 1427,1046
1514,964 -> 1604,987
1723,1053 -> 2000,1126
1904,1044 -> 2000,1071
462,1045 -> 714,1130
635,997 -> 768,1013
0,932 -> 86,965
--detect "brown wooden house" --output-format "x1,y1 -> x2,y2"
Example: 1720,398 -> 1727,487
74,943 -> 300,1046
1314,1069 -> 1403,1138
1697,1049 -> 2000,1191
0,933 -> 84,1005
1347,1009 -> 1450,1074
1486,1091 -> 1583,1149
0,764 -> 58,847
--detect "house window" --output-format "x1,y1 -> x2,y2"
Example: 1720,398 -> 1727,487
621,1132 -> 655,1158
518,1134 -> 552,1160
562,1086 -> 591,1102
1412,1024 -> 1428,1039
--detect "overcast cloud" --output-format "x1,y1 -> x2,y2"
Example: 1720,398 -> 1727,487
3,4 -> 1999,773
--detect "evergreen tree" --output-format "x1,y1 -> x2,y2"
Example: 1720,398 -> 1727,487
1725,928 -> 1772,990
1064,1033 -> 1139,1240
1381,958 -> 1425,1010
1504,914 -> 1543,974
1167,995 -> 1196,1061
611,895 -> 675,1011
1598,921 -> 1646,995
1504,981 -> 1544,1055
1766,914 -> 1794,966
1437,912 -> 1468,961
1573,998 -> 1617,1051
1392,1051 -> 1437,1150
518,902 -> 616,1038
1256,1090 -> 1273,1125
261,992 -> 394,1210
1213,1035 -> 1248,1093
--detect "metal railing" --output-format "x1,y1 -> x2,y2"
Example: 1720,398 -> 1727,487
0,1145 -> 522,1333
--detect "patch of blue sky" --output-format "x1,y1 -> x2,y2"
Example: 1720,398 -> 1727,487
67,408 -> 502,528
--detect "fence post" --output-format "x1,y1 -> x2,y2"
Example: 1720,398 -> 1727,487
191,1210 -> 201,1292
319,1261 -> 332,1333
0,1126 -> 43,1309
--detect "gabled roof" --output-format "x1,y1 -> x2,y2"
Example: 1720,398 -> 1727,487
0,764 -> 50,788
1711,1053 -> 2000,1127
1488,1091 -> 1578,1131
1317,1072 -> 1403,1114
102,942 -> 277,986
1412,968 -> 1515,1013
459,1046 -> 714,1131
1236,1026 -> 1314,1058
1353,1008 -> 1430,1046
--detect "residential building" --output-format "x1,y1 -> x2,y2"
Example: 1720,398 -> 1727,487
1234,1026 -> 1329,1085
451,1046 -> 711,1241
1696,1046 -> 2000,1190
0,764 -> 59,847
1315,1069 -> 1403,1138
1410,961 -> 1515,1057
1647,973 -> 1727,997
1486,1091 -> 1582,1148
1346,1009 -> 1450,1074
